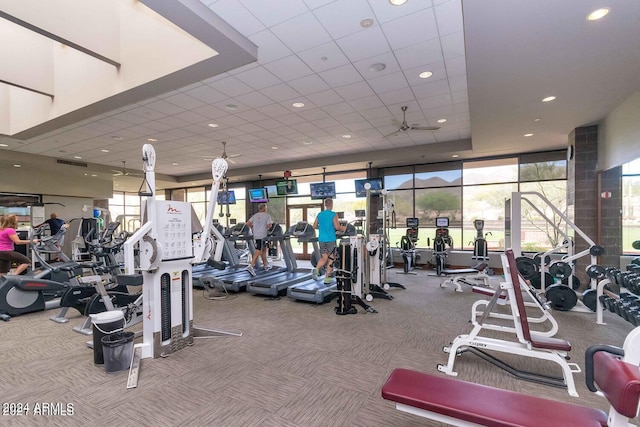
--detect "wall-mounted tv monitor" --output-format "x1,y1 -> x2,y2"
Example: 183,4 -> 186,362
217,190 -> 236,205
248,188 -> 268,203
435,217 -> 449,228
310,181 -> 336,200
275,179 -> 298,196
355,178 -> 383,197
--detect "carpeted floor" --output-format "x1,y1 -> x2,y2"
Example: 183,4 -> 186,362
0,264 -> 635,427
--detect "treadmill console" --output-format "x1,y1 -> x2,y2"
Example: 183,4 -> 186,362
292,221 -> 316,239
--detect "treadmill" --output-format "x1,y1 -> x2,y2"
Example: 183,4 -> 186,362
286,221 -> 342,304
217,223 -> 286,292
246,223 -> 313,297
192,222 -> 247,288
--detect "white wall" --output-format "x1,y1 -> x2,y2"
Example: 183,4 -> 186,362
600,91 -> 640,171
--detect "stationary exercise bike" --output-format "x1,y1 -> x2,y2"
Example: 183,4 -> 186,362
0,227 -> 88,321
398,217 -> 419,274
431,217 -> 453,276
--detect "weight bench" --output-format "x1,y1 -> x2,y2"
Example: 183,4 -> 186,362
438,249 -> 579,396
440,262 -> 491,292
383,327 -> 640,427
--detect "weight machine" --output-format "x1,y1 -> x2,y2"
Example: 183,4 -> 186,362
123,144 -> 240,360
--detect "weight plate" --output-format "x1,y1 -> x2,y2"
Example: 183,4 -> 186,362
516,256 -> 538,280
589,245 -> 606,256
545,284 -> 578,311
549,261 -> 572,279
585,264 -> 606,280
530,272 -> 554,290
582,289 -> 598,312
561,275 -> 581,290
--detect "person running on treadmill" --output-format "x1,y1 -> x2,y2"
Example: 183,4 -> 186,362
312,198 -> 346,285
0,214 -> 38,276
35,213 -> 66,249
246,203 -> 273,277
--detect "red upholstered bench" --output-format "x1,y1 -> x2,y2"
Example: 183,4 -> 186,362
382,368 -> 607,427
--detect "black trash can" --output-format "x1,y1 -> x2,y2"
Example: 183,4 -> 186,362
91,310 -> 125,365
101,331 -> 135,374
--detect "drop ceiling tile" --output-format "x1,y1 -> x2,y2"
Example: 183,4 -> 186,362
184,86 -> 229,104
298,41 -> 350,73
352,52 -> 401,79
377,87 -> 415,105
412,78 -> 452,98
444,56 -> 467,78
335,26 -> 390,63
367,71 -> 409,94
263,55 -> 315,82
382,9 -> 438,50
207,0 -> 266,36
404,62 -> 448,86
191,105 -> 230,120
305,89 -> 344,107
163,93 -> 208,110
348,95 -> 385,111
172,111 -> 211,125
418,94 -> 454,110
144,100 -> 185,116
271,12 -> 332,53
359,106 -> 392,121
235,91 -> 277,108
233,66 -> 282,90
313,0 -> 374,39
260,83 -> 301,102
333,81 -> 375,102
440,31 -> 465,59
287,74 -> 331,96
257,103 -> 293,118
395,39 -> 443,70
210,76 -> 255,97
246,30 -> 292,65
311,116 -> 341,129
434,0 -> 463,36
448,75 -> 468,92
451,90 -> 468,104
238,0 -> 309,28
318,63 -> 363,87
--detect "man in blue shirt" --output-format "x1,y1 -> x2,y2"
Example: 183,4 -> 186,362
312,198 -> 345,284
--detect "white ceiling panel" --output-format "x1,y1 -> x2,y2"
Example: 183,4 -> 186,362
271,12 -> 332,53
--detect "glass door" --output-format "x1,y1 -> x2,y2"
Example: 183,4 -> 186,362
287,204 -> 322,260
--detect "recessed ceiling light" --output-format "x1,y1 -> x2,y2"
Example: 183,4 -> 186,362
208,123 -> 219,128
292,102 -> 305,108
524,133 -> 534,137
91,174 -> 97,177
74,156 -> 82,159
389,0 -> 408,5
534,118 -> 541,122
101,149 -> 110,153
302,141 -> 313,145
342,134 -> 352,139
437,118 -> 447,124
360,18 -> 374,28
418,71 -> 433,79
13,164 -> 21,168
148,138 -> 158,142
587,8 -> 610,21
111,136 -> 123,140
320,56 -> 328,61
370,63 -> 386,72
172,162 -> 179,166
542,96 -> 556,102
0,143 -> 8,147
451,154 -> 459,158
225,104 -> 238,110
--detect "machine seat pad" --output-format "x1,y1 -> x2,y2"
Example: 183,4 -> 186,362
472,287 -> 506,299
382,368 -> 606,427
594,352 -> 640,418
441,263 -> 488,276
529,333 -> 572,352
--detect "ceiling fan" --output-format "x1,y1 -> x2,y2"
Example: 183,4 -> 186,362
112,161 -> 143,177
218,141 -> 241,164
384,105 -> 440,138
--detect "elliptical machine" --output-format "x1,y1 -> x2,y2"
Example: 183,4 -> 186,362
398,217 -> 419,274
471,219 -> 491,263
431,217 -> 453,276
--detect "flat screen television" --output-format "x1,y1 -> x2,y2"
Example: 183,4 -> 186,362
355,178 -> 383,197
309,181 -> 336,200
248,188 -> 268,203
435,217 -> 449,228
217,190 -> 236,205
275,179 -> 298,196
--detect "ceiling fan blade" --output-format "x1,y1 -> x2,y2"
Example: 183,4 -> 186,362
228,153 -> 241,158
384,129 -> 403,138
228,158 -> 237,164
391,118 -> 403,127
410,125 -> 441,131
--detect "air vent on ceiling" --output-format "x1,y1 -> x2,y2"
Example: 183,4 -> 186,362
56,159 -> 88,168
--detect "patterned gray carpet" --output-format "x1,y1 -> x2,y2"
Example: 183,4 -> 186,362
0,266 -> 635,426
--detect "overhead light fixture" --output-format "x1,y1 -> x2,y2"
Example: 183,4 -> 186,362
14,164 -> 21,168
418,71 -> 433,79
534,118 -> 541,122
542,96 -> 556,102
389,0 -> 408,5
302,141 -> 313,145
451,154 -> 459,158
292,102 -> 305,108
587,8 -> 610,21
74,156 -> 82,159
0,143 -> 8,147
524,133 -> 534,137
370,63 -> 386,72
172,162 -> 179,166
360,18 -> 375,28
225,104 -> 238,110
437,118 -> 447,124
208,123 -> 219,128
148,138 -> 158,142
342,134 -> 352,139
271,146 -> 279,150
101,149 -> 110,153
111,136 -> 123,140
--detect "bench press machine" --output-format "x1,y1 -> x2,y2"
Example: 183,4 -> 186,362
438,249 -> 581,396
382,325 -> 640,426
439,262 -> 492,292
